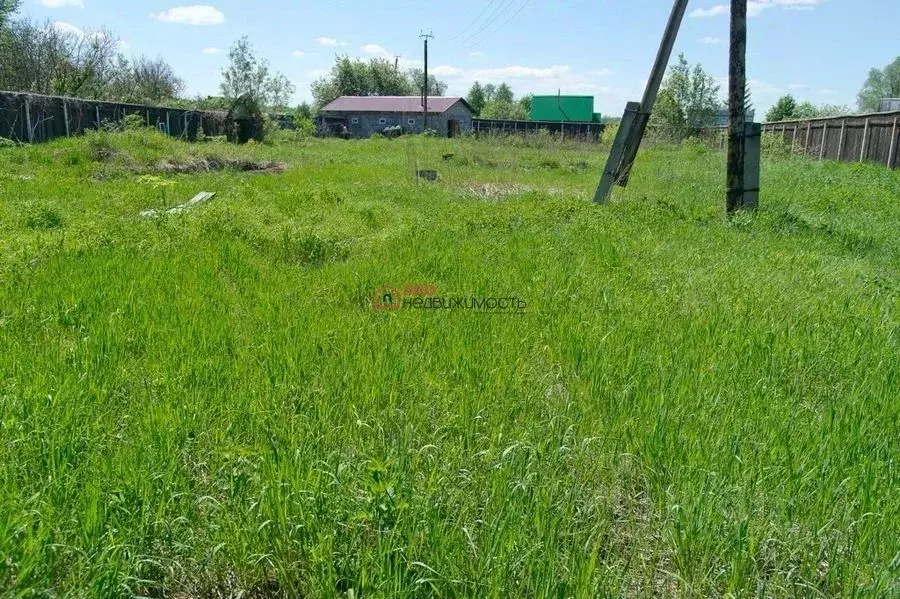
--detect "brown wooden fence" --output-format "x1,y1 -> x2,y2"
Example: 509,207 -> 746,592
0,90 -> 228,144
763,111 -> 900,169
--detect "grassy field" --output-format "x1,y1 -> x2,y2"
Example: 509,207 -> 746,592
0,129 -> 897,598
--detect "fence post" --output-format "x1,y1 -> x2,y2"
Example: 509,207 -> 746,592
166,111 -> 171,136
859,117 -> 870,162
146,109 -> 150,126
887,116 -> 898,169
63,101 -> 70,137
96,105 -> 101,128
837,120 -> 846,160
24,96 -> 34,143
805,120 -> 812,153
791,124 -> 797,152
819,121 -> 827,160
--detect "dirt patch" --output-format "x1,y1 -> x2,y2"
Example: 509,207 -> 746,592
151,157 -> 287,175
462,183 -> 536,199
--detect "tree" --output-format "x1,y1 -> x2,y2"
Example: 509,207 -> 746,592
0,18 -> 121,98
794,102 -> 851,119
311,56 -> 412,108
653,88 -> 685,133
518,94 -> 533,117
766,95 -> 798,122
0,0 -> 20,27
495,83 -> 514,104
407,67 -> 447,96
467,81 -> 487,116
310,55 -> 448,108
651,54 -> 721,137
857,57 -> 900,112
482,83 -> 498,103
296,102 -> 314,120
108,55 -> 184,103
266,73 -> 295,111
479,83 -> 529,120
220,36 -> 294,108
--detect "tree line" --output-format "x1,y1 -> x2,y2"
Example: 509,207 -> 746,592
767,57 -> 900,121
0,1 -> 294,111
0,0 -> 183,103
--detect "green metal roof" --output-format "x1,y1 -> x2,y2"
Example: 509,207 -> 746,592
531,95 -> 597,122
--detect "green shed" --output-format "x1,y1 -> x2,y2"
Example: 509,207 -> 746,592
530,95 -> 600,123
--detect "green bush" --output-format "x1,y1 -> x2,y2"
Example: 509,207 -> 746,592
23,202 -> 64,230
294,116 -> 317,137
122,113 -> 148,131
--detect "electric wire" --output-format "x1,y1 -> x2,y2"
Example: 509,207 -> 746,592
449,0 -> 503,41
456,0 -> 518,47
463,0 -> 533,49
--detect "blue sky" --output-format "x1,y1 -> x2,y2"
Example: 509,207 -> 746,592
18,0 -> 899,114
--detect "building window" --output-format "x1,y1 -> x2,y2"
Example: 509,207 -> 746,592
350,117 -> 359,125
408,118 -> 416,125
379,118 -> 387,125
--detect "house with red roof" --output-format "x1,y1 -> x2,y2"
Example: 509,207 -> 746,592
318,96 -> 474,139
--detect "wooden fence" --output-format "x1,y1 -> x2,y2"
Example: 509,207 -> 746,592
763,110 -> 900,169
0,90 -> 228,144
473,118 -> 605,142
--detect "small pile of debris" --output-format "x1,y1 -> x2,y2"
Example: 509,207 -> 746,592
461,183 -> 535,199
140,191 -> 216,218
151,157 -> 287,174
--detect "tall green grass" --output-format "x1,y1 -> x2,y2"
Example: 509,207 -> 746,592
0,130 -> 897,597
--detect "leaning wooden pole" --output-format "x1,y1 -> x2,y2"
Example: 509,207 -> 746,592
594,0 -> 690,203
726,0 -> 748,213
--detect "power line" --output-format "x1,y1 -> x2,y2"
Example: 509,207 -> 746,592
463,0 -> 533,49
449,0 -> 503,41
456,0 -> 518,47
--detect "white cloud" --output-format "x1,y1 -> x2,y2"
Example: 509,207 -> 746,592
151,5 -> 225,26
700,36 -> 725,44
315,36 -> 348,47
691,5 -> 728,17
51,20 -> 84,36
692,0 -> 823,18
788,83 -> 810,90
470,51 -> 485,58
202,47 -> 221,55
361,44 -> 389,57
50,21 -> 126,49
816,89 -> 839,96
39,0 -> 84,8
292,50 -> 309,58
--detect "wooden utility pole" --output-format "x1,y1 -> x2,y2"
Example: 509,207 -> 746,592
420,31 -> 434,132
594,0 -> 690,203
726,0 -> 749,212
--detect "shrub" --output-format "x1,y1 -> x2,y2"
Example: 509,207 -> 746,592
762,132 -> 794,158
294,116 -> 317,138
23,202 -> 64,230
122,113 -> 147,131
86,131 -> 116,161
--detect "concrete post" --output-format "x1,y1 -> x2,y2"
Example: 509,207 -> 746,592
860,118 -> 870,162
63,101 -> 70,137
24,96 -> 33,143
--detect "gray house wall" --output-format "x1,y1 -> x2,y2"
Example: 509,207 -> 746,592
321,101 -> 473,138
